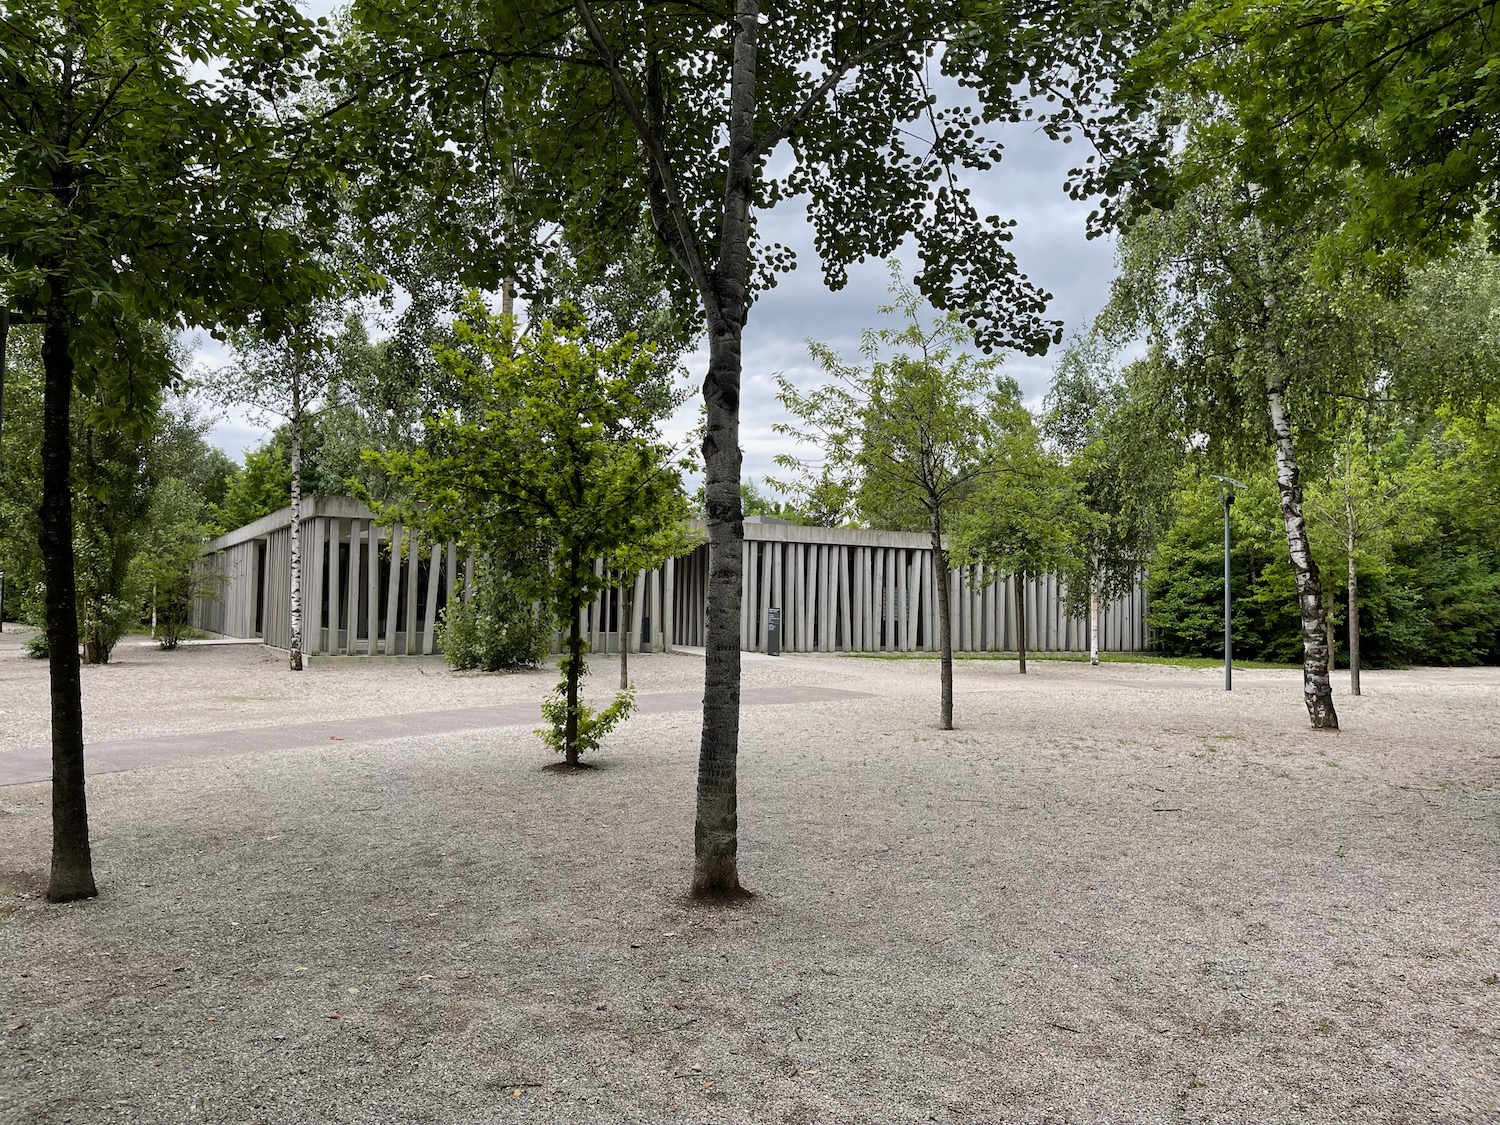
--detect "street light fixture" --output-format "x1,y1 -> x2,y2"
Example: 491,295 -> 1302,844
1210,474 -> 1247,691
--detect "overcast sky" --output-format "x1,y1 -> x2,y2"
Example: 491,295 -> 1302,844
204,12 -> 1119,488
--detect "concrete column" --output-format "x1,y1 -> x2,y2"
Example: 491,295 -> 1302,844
330,519 -> 346,654
365,526 -> 380,654
305,516 -> 323,655
852,547 -> 865,651
403,529 -> 421,655
630,569 -> 646,654
422,543 -> 441,654
382,525 -> 403,655
664,556 -> 676,651
913,550 -> 927,651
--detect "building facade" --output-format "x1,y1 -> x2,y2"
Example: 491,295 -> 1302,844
194,498 -> 1151,658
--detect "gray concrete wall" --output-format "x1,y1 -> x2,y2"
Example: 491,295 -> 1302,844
196,499 -> 1151,656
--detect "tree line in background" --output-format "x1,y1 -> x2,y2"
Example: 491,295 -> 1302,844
3,0 -> 1497,903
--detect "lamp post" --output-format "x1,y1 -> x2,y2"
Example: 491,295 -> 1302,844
1210,474 -> 1247,691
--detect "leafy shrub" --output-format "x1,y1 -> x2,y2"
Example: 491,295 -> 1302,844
535,656 -> 635,758
23,629 -> 48,660
438,550 -> 550,671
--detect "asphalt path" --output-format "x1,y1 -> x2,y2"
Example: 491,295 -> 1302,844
0,684 -> 874,787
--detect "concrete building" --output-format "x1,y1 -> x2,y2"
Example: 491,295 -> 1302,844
193,497 -> 1151,658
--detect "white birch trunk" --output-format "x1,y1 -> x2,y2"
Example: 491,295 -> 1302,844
1265,374 -> 1336,728
288,393 -> 304,672
1089,567 -> 1100,666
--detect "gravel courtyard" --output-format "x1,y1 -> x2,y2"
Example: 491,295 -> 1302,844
1,631 -> 1497,1125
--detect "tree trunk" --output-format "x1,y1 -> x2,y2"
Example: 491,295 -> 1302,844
689,0 -> 757,901
930,519 -> 954,730
565,556 -> 584,766
1089,569 -> 1100,666
619,577 -> 635,691
694,318 -> 746,897
0,308 -> 6,633
288,404 -> 304,672
1015,576 -> 1027,674
1265,374 -> 1337,729
40,278 -> 97,903
1347,529 -> 1361,698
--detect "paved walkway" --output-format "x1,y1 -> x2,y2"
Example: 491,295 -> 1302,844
0,684 -> 873,787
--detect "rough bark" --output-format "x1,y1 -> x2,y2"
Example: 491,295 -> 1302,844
619,577 -> 635,691
688,0 -> 758,901
1265,373 -> 1338,729
1347,524 -> 1361,697
694,320 -> 747,897
930,519 -> 954,730
40,277 -> 97,903
1015,577 -> 1027,675
564,551 -> 584,766
288,401 -> 303,672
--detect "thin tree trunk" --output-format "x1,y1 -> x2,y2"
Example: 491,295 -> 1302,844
1016,576 -> 1027,674
930,518 -> 954,730
288,401 -> 303,672
564,548 -> 585,766
1324,591 -> 1336,673
0,308 -> 6,633
1265,373 -> 1337,728
40,277 -> 97,903
1347,527 -> 1361,698
619,578 -> 634,690
1089,568 -> 1100,666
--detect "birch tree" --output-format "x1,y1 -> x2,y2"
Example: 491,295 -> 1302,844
1104,171 -> 1378,729
1044,336 -> 1177,665
344,0 -> 1166,897
213,311 -> 342,671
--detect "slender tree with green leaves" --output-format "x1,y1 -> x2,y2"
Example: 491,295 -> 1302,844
0,0 -> 330,900
1045,336 -> 1179,665
210,308 -> 345,671
374,299 -> 688,766
774,272 -> 1033,728
343,0 -> 1167,897
608,515 -> 700,691
956,447 -> 1086,674
1307,428 -> 1437,696
1104,168 -> 1376,729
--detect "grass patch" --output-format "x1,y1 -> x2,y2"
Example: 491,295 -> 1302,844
841,650 -> 1298,671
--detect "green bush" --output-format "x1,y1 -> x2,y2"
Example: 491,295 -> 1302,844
536,657 -> 635,757
23,628 -> 49,660
438,550 -> 550,671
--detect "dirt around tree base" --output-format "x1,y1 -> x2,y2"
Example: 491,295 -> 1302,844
0,650 -> 1497,1124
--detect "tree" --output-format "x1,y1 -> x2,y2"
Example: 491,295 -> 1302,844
344,0 -> 1167,898
212,310 -> 343,671
608,514 -> 699,691
956,446 -> 1085,673
375,300 -> 688,766
1044,336 -> 1178,665
131,477 -> 216,650
1306,427 -> 1435,696
73,320 -> 180,664
0,0 -> 329,901
774,273 -> 1030,727
1103,167 -> 1374,729
1139,1 -> 1500,261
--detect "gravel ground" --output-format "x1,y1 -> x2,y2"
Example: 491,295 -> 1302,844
1,629 -> 1498,1125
